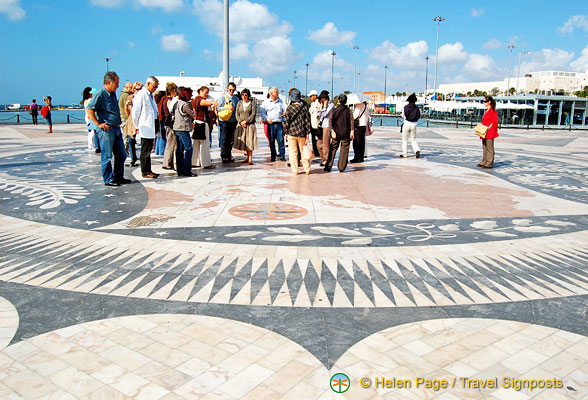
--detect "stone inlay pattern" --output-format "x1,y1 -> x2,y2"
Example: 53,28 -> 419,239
0,297 -> 18,350
0,228 -> 587,308
0,315 -> 585,399
335,318 -> 588,399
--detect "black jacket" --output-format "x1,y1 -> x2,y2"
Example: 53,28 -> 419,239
404,103 -> 421,122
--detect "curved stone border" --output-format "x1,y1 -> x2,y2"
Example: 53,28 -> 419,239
0,296 -> 18,350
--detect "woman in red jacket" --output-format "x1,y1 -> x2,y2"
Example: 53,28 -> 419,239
478,95 -> 499,168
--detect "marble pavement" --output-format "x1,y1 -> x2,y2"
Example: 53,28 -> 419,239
0,122 -> 587,399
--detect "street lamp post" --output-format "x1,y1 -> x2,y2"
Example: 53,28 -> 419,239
331,51 -> 336,95
222,0 -> 229,88
105,57 -> 111,72
433,14 -> 445,99
425,56 -> 430,102
357,72 -> 361,92
293,70 -> 297,88
507,43 -> 516,96
353,45 -> 359,92
517,51 -> 530,94
384,65 -> 388,100
305,62 -> 309,95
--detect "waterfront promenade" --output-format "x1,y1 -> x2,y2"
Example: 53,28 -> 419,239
0,123 -> 587,399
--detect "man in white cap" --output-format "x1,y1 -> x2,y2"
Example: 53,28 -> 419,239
308,90 -> 320,158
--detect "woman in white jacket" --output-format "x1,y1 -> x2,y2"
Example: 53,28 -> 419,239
132,76 -> 160,178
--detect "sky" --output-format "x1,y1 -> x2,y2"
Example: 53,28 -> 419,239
1,0 -> 588,104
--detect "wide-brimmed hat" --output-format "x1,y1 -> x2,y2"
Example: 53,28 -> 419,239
289,88 -> 302,102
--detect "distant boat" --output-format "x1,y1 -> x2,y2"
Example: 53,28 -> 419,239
7,104 -> 21,110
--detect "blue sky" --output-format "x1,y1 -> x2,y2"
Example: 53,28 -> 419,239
1,0 -> 588,104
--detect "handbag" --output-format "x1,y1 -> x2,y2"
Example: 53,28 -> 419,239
302,141 -> 314,161
218,95 -> 233,121
474,123 -> 492,138
192,121 -> 206,140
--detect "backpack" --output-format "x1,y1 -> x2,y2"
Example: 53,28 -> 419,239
40,106 -> 49,118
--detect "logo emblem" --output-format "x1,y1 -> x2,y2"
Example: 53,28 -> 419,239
330,373 -> 350,393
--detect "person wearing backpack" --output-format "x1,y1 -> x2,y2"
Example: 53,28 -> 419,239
217,82 -> 239,163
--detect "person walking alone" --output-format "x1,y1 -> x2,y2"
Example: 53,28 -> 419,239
400,94 -> 421,158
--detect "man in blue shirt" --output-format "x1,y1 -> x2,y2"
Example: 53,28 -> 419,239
86,71 -> 130,186
260,87 -> 287,161
217,82 -> 239,163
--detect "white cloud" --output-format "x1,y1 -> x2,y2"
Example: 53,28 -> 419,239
471,8 -> 484,17
571,45 -> 588,71
127,41 -> 135,48
230,43 -> 251,60
462,54 -> 500,80
193,0 -> 292,43
370,40 -> 429,69
520,49 -> 575,73
250,36 -> 299,75
438,42 -> 468,63
0,0 -> 25,21
307,22 -> 356,46
483,39 -> 502,50
558,15 -> 588,34
160,34 -> 192,55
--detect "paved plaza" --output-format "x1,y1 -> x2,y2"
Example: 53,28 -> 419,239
0,122 -> 587,399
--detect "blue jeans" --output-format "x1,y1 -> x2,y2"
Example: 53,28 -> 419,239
219,121 -> 237,160
267,122 -> 285,159
155,134 -> 166,155
97,127 -> 126,184
174,131 -> 193,175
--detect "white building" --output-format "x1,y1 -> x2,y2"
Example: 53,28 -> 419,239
438,70 -> 588,96
154,73 -> 270,102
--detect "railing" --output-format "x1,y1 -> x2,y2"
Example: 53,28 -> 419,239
0,113 -> 86,124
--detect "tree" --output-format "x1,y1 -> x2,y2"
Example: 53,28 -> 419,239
508,87 -> 516,95
491,87 -> 500,96
573,86 -> 588,97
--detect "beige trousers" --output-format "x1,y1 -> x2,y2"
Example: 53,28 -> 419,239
288,136 -> 311,174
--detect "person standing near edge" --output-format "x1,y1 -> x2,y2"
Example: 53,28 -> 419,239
132,76 -> 160,179
42,96 -> 53,133
217,82 -> 239,163
30,99 -> 39,125
86,71 -> 131,186
260,87 -> 287,161
118,81 -> 133,155
478,95 -> 499,169
400,93 -> 421,158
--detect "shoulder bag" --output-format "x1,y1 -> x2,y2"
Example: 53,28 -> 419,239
218,95 -> 233,122
474,123 -> 492,139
